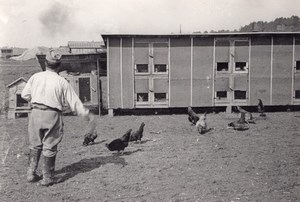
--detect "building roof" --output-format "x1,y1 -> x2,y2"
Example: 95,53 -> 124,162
6,77 -> 27,88
68,41 -> 104,49
101,31 -> 300,40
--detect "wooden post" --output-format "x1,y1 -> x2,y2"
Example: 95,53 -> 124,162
96,59 -> 101,116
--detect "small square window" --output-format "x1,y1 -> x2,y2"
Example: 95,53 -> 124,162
154,93 -> 167,102
217,62 -> 229,72
295,90 -> 300,99
234,91 -> 247,100
137,93 -> 148,102
295,61 -> 300,71
136,64 -> 148,73
216,91 -> 227,99
235,62 -> 248,72
154,64 -> 167,73
16,94 -> 29,107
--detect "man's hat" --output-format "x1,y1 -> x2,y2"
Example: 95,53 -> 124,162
45,49 -> 62,65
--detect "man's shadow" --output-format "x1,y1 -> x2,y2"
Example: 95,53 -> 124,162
55,155 -> 127,183
54,149 -> 143,183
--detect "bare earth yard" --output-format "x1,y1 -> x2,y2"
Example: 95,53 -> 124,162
1,112 -> 300,202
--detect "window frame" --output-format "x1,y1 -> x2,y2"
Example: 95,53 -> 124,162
135,64 -> 149,75
295,61 -> 300,72
153,64 -> 168,74
136,93 -> 150,104
233,90 -> 247,100
215,91 -> 229,102
216,62 -> 229,73
295,90 -> 300,99
233,62 -> 248,73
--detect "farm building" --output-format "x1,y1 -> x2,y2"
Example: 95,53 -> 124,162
101,32 -> 300,115
36,52 -> 107,114
0,47 -> 27,59
67,41 -> 104,54
6,77 -> 31,119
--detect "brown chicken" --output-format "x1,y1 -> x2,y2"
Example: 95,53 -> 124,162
129,122 -> 145,143
83,131 -> 98,146
188,106 -> 200,125
228,112 -> 250,131
105,129 -> 132,154
236,106 -> 255,124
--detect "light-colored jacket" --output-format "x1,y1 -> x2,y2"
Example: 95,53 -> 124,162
21,70 -> 89,116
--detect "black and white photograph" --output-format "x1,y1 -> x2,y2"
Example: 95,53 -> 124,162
1,0 -> 300,201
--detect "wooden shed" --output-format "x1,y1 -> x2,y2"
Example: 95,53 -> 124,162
6,77 -> 31,119
101,32 -> 300,115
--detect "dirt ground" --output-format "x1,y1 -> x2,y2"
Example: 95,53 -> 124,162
0,112 -> 300,202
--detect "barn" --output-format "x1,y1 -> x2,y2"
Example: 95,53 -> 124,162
101,32 -> 300,115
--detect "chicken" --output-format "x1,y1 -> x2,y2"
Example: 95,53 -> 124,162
105,129 -> 132,154
258,99 -> 266,117
83,131 -> 98,146
228,112 -> 250,131
83,114 -> 97,146
129,122 -> 145,143
188,106 -> 200,125
236,106 -> 255,124
196,112 -> 209,134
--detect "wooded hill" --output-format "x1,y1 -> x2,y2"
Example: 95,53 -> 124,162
198,16 -> 300,33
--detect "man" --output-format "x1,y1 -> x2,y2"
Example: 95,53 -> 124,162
21,49 -> 94,186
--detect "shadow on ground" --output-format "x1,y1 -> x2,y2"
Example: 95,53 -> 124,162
55,155 -> 127,183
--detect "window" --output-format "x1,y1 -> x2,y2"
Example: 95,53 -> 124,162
154,64 -> 167,73
216,91 -> 227,100
295,90 -> 300,99
234,91 -> 247,100
235,62 -> 248,72
295,61 -> 300,71
137,93 -> 149,102
136,64 -> 149,73
78,77 -> 91,103
154,93 -> 167,102
217,62 -> 229,72
16,94 -> 28,107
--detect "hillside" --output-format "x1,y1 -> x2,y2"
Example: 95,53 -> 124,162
197,15 -> 300,33
10,47 -> 50,61
240,15 -> 300,32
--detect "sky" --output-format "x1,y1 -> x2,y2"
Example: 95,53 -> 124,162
0,0 -> 300,48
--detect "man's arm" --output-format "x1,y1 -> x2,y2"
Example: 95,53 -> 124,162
63,82 -> 90,117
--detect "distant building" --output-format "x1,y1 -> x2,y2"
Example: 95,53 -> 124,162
0,47 -> 27,59
6,77 -> 31,119
1,48 -> 13,59
67,41 -> 105,54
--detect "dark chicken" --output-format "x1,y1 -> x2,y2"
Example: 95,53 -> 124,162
129,122 -> 145,143
105,129 -> 132,154
258,99 -> 266,117
188,106 -> 200,125
83,116 -> 97,146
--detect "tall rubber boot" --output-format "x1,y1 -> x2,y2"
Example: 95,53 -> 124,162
40,155 -> 56,186
27,149 -> 41,182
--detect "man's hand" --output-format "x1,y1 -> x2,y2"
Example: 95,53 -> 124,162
82,112 -> 97,146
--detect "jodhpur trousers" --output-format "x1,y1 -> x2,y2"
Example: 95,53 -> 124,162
28,109 -> 63,157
